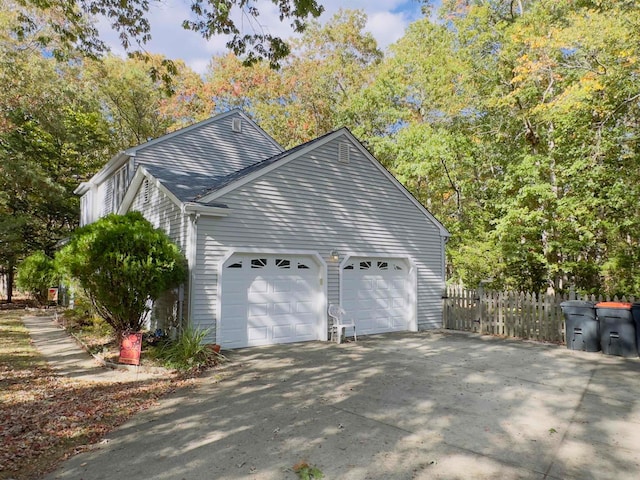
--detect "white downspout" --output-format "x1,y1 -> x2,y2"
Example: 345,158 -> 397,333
186,213 -> 199,333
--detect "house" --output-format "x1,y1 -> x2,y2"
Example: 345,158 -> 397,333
75,110 -> 450,348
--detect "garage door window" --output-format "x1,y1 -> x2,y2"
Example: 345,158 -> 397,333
276,258 -> 291,269
251,258 -> 267,268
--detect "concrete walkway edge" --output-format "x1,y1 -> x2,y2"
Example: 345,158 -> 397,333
22,315 -> 169,382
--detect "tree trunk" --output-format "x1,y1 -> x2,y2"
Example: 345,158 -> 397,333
6,264 -> 14,303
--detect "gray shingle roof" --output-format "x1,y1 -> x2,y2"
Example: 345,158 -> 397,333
191,130 -> 336,202
129,110 -> 283,202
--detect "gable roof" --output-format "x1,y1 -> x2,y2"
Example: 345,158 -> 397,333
192,129 -> 336,201
196,128 -> 451,238
91,110 -> 449,238
75,109 -> 283,199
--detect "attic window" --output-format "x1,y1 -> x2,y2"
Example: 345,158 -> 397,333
338,142 -> 350,164
232,118 -> 242,133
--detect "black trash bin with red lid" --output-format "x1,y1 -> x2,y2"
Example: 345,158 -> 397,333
595,302 -> 638,358
560,300 -> 598,352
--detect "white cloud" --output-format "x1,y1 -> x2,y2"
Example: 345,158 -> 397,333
366,11 -> 412,50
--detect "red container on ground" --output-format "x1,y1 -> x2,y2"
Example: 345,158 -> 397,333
119,332 -> 142,365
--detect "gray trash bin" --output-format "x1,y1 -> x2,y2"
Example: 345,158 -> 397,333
596,302 -> 638,358
632,303 -> 640,356
560,300 -> 598,352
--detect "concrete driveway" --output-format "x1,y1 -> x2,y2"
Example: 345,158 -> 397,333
46,331 -> 640,479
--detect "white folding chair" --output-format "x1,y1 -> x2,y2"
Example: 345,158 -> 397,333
328,304 -> 357,344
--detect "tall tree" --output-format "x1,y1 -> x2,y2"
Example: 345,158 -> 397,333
0,7 -> 210,300
0,48 -> 112,299
359,0 -> 640,295
206,9 -> 382,147
86,54 -> 214,150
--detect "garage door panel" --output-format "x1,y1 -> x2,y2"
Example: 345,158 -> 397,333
273,279 -> 293,293
273,302 -> 292,315
248,326 -> 268,341
392,316 -> 406,328
342,257 -> 413,336
272,324 -> 294,339
249,279 -> 269,293
392,298 -> 405,308
296,324 -> 316,337
220,254 -> 323,348
248,303 -> 268,317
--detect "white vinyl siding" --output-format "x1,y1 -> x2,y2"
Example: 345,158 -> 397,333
191,135 -> 446,340
128,179 -> 190,330
96,178 -> 113,218
129,181 -> 188,251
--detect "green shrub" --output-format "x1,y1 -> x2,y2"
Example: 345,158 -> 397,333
157,326 -> 217,371
56,212 -> 187,336
16,252 -> 59,305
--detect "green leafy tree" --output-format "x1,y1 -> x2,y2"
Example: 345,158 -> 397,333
14,0 -> 324,67
56,212 -> 187,336
0,10 -> 208,300
360,0 -> 640,295
0,12 -> 113,299
86,54 -> 214,150
16,251 -> 58,305
206,9 -> 382,147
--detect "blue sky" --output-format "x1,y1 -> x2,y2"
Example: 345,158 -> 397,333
97,1 -> 433,74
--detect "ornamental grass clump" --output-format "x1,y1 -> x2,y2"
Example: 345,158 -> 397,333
157,326 -> 219,371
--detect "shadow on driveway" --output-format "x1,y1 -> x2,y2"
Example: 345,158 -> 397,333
46,331 -> 640,479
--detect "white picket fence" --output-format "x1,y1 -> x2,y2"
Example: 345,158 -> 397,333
443,285 -> 637,344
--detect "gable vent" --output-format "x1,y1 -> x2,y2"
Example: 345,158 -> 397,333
143,178 -> 150,203
232,118 -> 242,133
338,142 -> 350,164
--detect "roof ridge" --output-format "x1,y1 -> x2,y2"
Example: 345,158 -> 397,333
126,109 -> 282,154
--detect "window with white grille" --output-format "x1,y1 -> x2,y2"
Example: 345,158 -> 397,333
112,164 -> 129,212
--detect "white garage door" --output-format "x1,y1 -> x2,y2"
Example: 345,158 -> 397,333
342,257 -> 413,336
220,253 -> 323,348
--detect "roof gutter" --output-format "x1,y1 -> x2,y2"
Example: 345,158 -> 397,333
73,151 -> 133,196
182,202 -> 229,217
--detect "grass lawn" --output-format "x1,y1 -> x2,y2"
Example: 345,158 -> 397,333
0,307 -> 193,480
